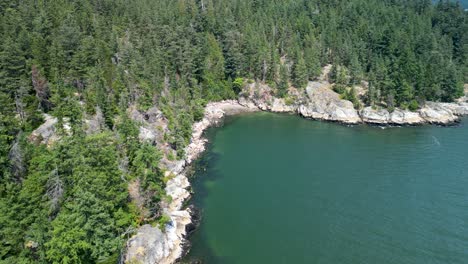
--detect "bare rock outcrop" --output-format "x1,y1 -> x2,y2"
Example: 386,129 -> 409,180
84,107 -> 105,135
437,102 -> 468,116
299,82 -> 361,124
389,109 -> 424,125
270,98 -> 298,113
419,102 -> 459,124
239,83 -> 300,113
123,82 -> 468,264
124,100 -> 256,264
29,114 -> 59,146
360,107 -> 425,125
29,114 -> 75,145
360,107 -> 390,124
125,225 -> 173,264
126,105 -> 169,146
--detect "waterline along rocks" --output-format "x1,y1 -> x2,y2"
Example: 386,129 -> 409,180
123,83 -> 468,264
29,81 -> 468,264
238,81 -> 468,125
124,101 -> 257,264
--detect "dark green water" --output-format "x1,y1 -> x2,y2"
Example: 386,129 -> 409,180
186,113 -> 468,264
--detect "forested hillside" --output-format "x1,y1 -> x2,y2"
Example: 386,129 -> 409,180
0,0 -> 467,263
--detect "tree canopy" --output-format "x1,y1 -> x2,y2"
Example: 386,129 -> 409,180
0,0 -> 467,263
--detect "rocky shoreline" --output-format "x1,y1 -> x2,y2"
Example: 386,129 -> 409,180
124,101 -> 258,264
124,81 -> 468,264
238,81 -> 468,126
26,75 -> 467,264
28,80 -> 468,264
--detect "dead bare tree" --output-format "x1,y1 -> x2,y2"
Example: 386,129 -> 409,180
8,136 -> 26,182
46,167 -> 64,213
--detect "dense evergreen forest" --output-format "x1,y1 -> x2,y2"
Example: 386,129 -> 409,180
0,0 -> 467,263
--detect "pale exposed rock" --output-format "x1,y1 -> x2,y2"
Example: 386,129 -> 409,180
389,109 -> 424,125
127,104 -> 170,148
139,126 -> 156,142
125,225 -> 169,264
157,209 -> 191,264
299,82 -> 361,124
29,114 -> 76,146
419,102 -> 458,124
29,114 -> 59,146
163,160 -> 186,175
360,107 -> 425,125
146,106 -> 164,123
319,64 -> 333,81
238,96 -> 258,109
438,102 -> 468,116
124,83 -> 468,264
125,171 -> 192,264
125,100 -> 256,264
84,107 -> 105,135
360,107 -> 390,124
62,118 -> 72,135
270,98 -> 298,112
128,106 -> 146,123
165,173 -> 190,212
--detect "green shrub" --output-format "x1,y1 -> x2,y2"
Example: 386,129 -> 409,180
408,100 -> 419,111
284,97 -> 295,106
158,214 -> 171,231
333,84 -> 346,95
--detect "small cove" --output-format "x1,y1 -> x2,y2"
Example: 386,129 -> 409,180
185,113 -> 468,264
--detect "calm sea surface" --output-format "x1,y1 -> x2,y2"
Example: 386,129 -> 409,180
186,113 -> 468,264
